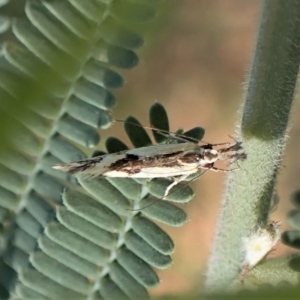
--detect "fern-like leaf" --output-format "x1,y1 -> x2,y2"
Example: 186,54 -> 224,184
0,0 -> 159,299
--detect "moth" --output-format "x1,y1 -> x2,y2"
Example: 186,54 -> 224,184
53,127 -> 246,200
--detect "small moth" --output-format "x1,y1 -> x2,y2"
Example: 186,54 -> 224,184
240,221 -> 282,281
53,128 -> 246,200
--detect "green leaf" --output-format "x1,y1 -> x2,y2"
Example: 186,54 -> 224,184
124,116 -> 153,148
63,189 -> 123,233
0,1 -> 192,298
149,102 -> 170,144
109,261 -> 149,300
100,276 -> 130,300
38,236 -> 98,278
30,251 -> 90,294
117,248 -> 160,287
45,222 -> 109,265
140,196 -> 188,226
19,269 -> 86,300
124,231 -> 172,269
131,215 -> 175,254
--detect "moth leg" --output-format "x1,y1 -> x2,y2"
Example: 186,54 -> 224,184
208,141 -> 231,147
201,163 -> 239,172
209,166 -> 239,172
163,174 -> 189,199
218,141 -> 243,153
239,264 -> 250,283
227,152 -> 247,163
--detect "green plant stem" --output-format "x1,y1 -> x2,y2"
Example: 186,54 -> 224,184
205,0 -> 300,291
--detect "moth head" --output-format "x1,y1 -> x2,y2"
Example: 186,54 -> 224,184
203,149 -> 219,163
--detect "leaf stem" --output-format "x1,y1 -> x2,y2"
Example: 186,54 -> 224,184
205,0 -> 300,291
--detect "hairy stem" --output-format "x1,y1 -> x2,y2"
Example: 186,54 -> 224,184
205,0 -> 300,291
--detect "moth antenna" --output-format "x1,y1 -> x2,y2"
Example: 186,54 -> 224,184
189,168 -> 211,181
127,198 -> 162,211
115,119 -> 204,144
227,135 -> 244,147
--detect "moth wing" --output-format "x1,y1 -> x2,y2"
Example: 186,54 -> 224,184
53,152 -> 128,176
54,143 -> 198,176
127,143 -> 196,157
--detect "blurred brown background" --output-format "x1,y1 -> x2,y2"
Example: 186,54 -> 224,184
106,0 -> 299,297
